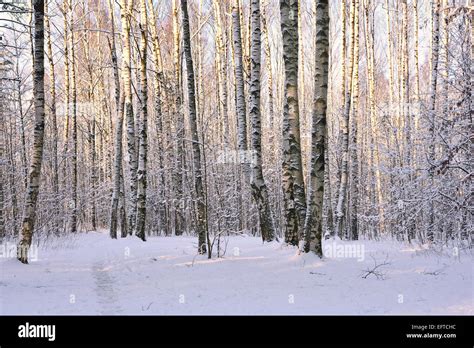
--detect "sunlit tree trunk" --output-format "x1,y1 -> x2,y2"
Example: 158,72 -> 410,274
413,0 -> 420,170
303,0 -> 329,255
120,0 -> 138,235
402,0 -> 411,170
69,0 -> 78,233
44,0 -> 58,197
84,38 -> 97,232
348,0 -> 360,240
17,0 -> 45,263
181,0 -> 207,254
213,0 -> 229,145
335,0 -> 356,239
61,0 -> 70,217
173,0 -> 186,236
385,0 -> 394,111
232,0 -> 249,232
363,0 -> 383,236
427,0 -> 441,243
261,0 -> 274,128
147,0 -> 167,234
248,0 -> 276,242
280,0 -> 306,246
232,0 -> 248,158
108,0 -> 124,239
341,0 -> 347,103
135,0 -> 148,241
44,0 -> 60,234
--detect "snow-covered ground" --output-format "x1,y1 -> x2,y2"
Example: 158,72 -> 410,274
0,231 -> 472,315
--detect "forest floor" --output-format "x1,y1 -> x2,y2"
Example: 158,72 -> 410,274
0,231 -> 472,315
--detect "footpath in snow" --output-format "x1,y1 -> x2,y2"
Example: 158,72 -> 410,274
0,231 -> 472,315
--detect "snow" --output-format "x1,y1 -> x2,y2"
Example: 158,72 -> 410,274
0,231 -> 472,315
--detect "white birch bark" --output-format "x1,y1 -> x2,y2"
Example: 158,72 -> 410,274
280,0 -> 306,246
109,0 -> 125,239
303,0 -> 329,255
348,0 -> 360,240
120,0 -> 138,235
135,0 -> 148,241
249,0 -> 276,242
334,0 -> 356,239
181,0 -> 207,254
427,0 -> 441,242
17,0 -> 46,263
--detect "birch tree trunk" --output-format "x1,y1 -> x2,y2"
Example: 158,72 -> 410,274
334,0 -> 356,239
232,0 -> 249,232
280,0 -> 306,246
402,0 -> 411,170
413,0 -> 420,170
17,0 -> 45,263
44,0 -> 60,234
213,0 -> 229,145
440,0 -> 449,143
135,0 -> 148,241
120,0 -> 138,235
109,0 -> 124,239
332,0 -> 347,233
86,62 -> 97,232
44,0 -> 58,197
0,61 -> 5,239
303,0 -> 329,255
248,0 -> 276,242
297,1 -> 304,119
385,0 -> 394,110
69,0 -> 78,233
61,0 -> 70,199
341,0 -> 346,103
363,0 -> 383,236
348,0 -> 360,240
173,0 -> 186,236
232,0 -> 248,156
181,0 -> 207,254
0,106 -> 4,239
261,0 -> 274,128
147,0 -> 167,234
12,36 -> 29,190
427,0 -> 441,242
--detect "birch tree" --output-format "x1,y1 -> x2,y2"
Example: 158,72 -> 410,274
303,0 -> 329,255
17,0 -> 45,263
334,0 -> 356,239
147,0 -> 167,234
348,0 -> 360,240
232,0 -> 249,233
44,0 -> 58,198
427,0 -> 441,242
61,0 -> 70,196
173,0 -> 186,236
120,0 -> 138,235
232,0 -> 248,163
69,0 -> 78,233
363,0 -> 383,235
181,0 -> 207,254
385,0 -> 394,110
280,0 -> 306,246
213,0 -> 229,145
135,0 -> 148,241
413,0 -> 421,171
248,0 -> 276,242
261,0 -> 275,128
109,0 -> 125,239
